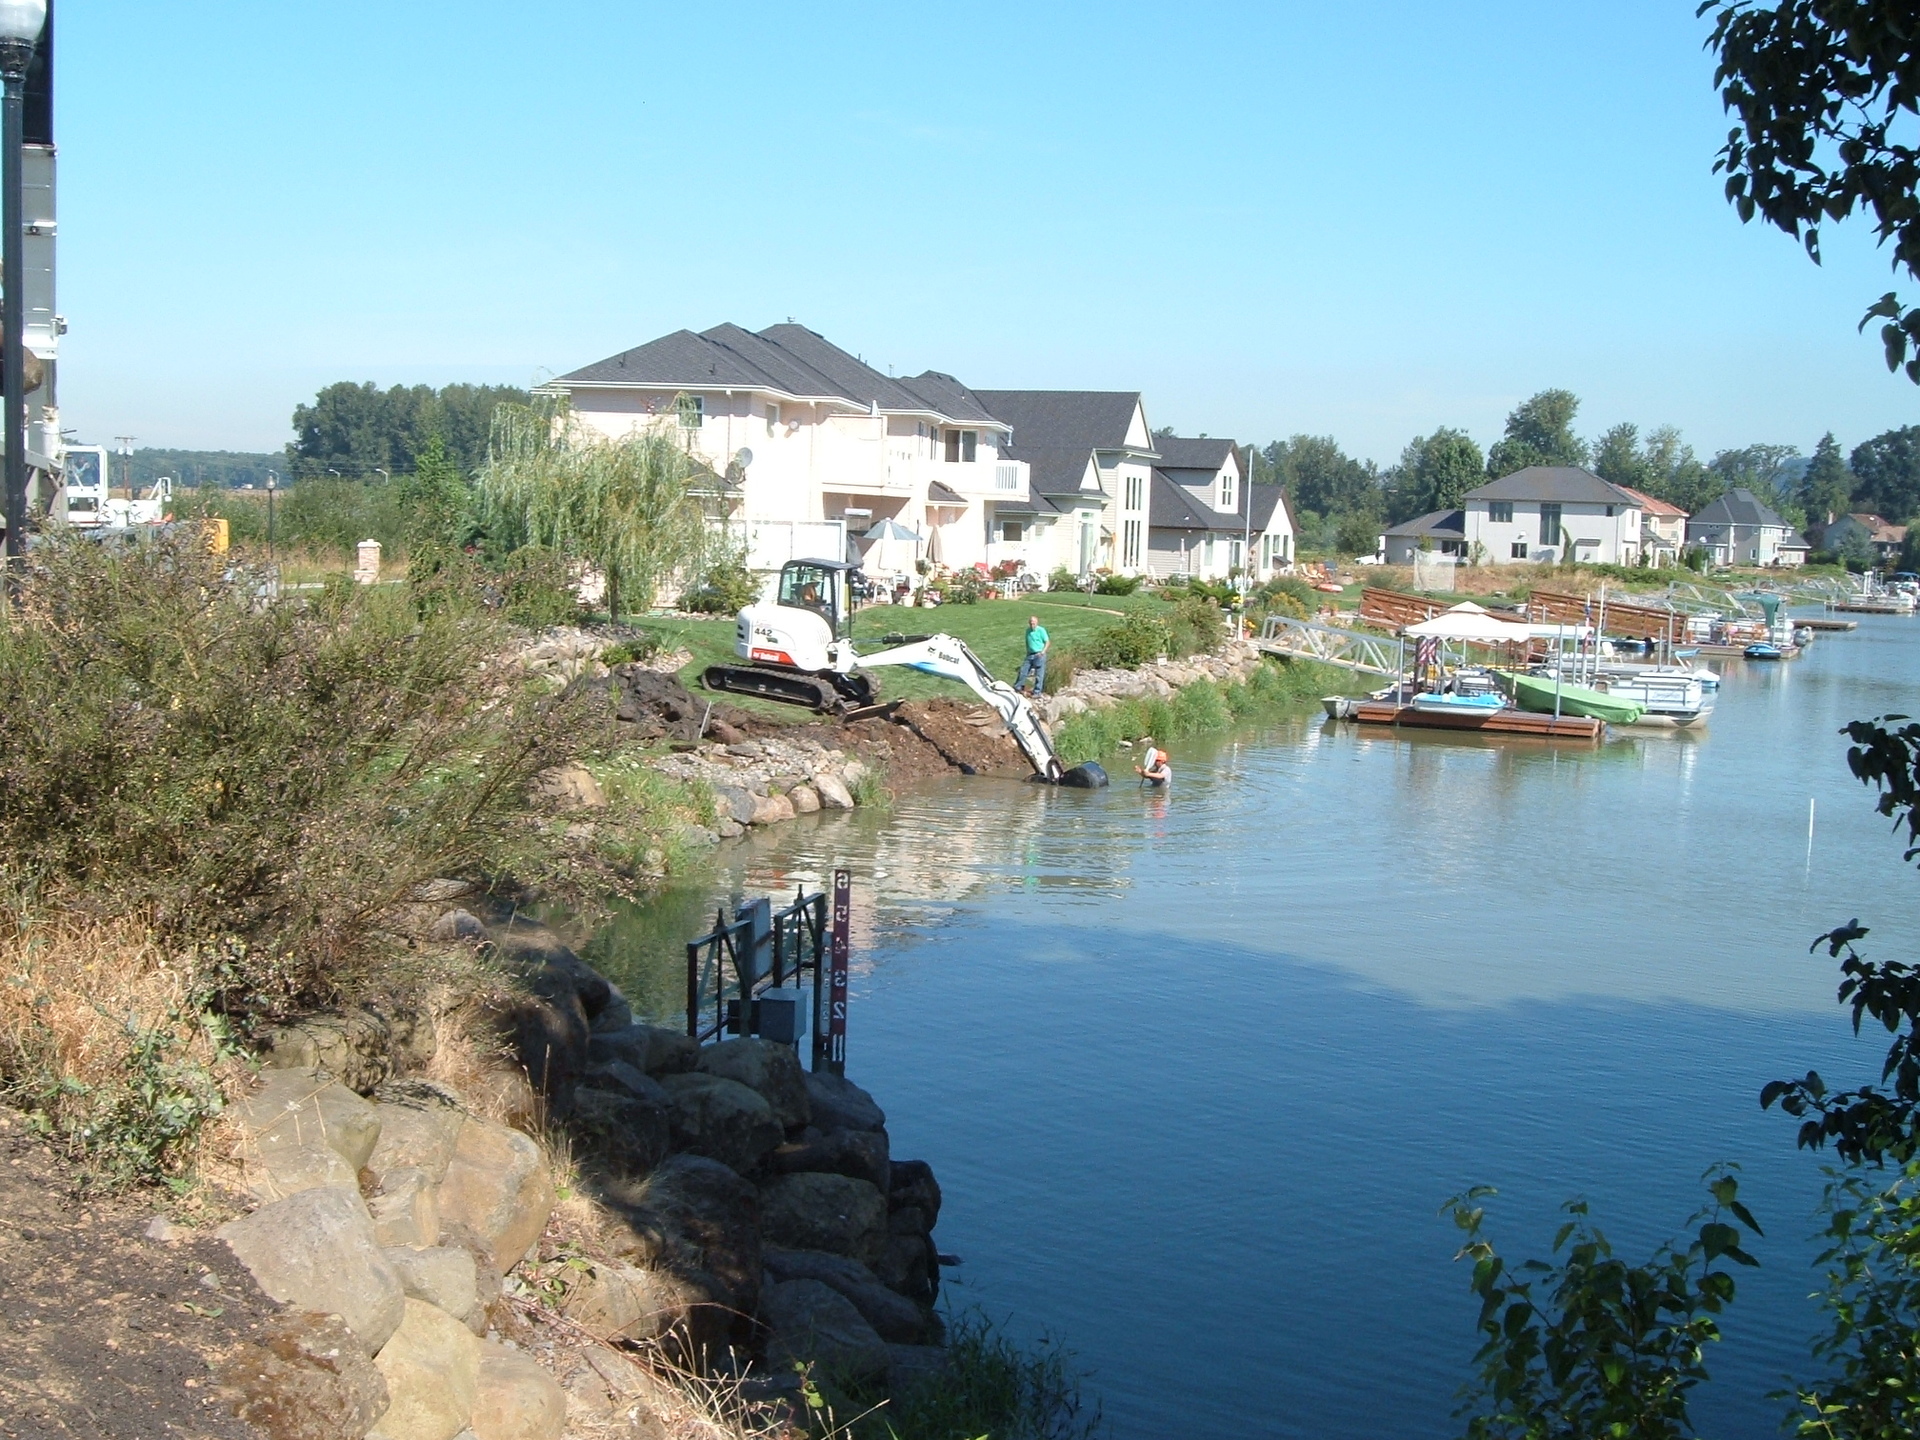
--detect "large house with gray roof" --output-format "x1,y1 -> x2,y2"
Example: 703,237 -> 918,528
547,322 -> 1035,575
1687,489 -> 1809,567
1461,466 -> 1645,566
1146,435 -> 1295,580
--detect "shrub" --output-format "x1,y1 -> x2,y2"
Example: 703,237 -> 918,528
499,546 -> 588,628
680,555 -> 760,614
1336,512 -> 1382,557
1095,572 -> 1142,596
600,631 -> 664,666
1047,566 -> 1078,592
1076,613 -> 1168,670
945,570 -> 990,604
1166,597 -> 1226,657
0,532 -> 600,1018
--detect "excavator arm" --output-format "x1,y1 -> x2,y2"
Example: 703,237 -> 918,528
853,633 -> 1079,784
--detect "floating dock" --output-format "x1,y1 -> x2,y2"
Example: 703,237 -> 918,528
1349,701 -> 1604,740
1798,617 -> 1857,632
1830,599 -> 1914,614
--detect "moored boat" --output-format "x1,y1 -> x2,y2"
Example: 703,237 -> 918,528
1498,671 -> 1645,725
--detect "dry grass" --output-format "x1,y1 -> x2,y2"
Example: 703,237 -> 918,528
0,914 -> 247,1187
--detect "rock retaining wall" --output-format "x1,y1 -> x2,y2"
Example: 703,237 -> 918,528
207,913 -> 950,1439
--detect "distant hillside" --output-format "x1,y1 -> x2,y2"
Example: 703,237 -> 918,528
120,449 -> 282,490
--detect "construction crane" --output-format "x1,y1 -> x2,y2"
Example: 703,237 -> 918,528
701,557 -> 1108,788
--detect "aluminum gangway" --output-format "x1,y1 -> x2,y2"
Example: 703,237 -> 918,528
1254,615 -> 1401,678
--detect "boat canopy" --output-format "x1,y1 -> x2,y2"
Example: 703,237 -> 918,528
1404,605 -> 1535,643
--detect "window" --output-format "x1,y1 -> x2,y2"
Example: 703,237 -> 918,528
944,430 -> 958,462
995,465 -> 1019,491
1123,518 -> 1142,568
778,563 -> 835,621
944,430 -> 977,463
1539,503 -> 1561,545
1124,474 -> 1143,510
1001,520 -> 1025,543
1489,501 -> 1513,524
1229,538 -> 1243,572
676,394 -> 703,429
1220,475 -> 1236,510
1604,504 -> 1615,517
1511,540 -> 1529,560
765,403 -> 780,436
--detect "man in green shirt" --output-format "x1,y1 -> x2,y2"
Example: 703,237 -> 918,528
1016,615 -> 1049,695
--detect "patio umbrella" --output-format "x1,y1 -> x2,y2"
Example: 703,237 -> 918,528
859,518 -> 921,577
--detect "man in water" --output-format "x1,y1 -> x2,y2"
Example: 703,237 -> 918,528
1015,614 -> 1049,695
1136,736 -> 1170,786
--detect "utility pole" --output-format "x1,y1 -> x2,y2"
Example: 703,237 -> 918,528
0,4 -> 44,566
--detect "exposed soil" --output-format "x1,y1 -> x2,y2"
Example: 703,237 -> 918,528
0,1107 -> 274,1440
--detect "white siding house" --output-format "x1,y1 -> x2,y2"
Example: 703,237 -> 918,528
1461,467 -> 1643,566
547,324 -> 1031,577
1144,436 -> 1295,579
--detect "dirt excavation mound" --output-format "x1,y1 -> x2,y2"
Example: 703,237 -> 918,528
831,699 -> 1030,781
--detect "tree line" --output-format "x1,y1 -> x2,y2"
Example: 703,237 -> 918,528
1245,388 -> 1920,555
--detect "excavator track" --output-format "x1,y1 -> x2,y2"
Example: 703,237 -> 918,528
702,664 -> 843,712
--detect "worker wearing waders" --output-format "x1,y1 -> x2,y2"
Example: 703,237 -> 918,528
1136,736 -> 1170,786
1015,615 -> 1049,695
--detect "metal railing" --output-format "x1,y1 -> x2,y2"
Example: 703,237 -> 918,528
1255,614 -> 1402,677
685,884 -> 836,1071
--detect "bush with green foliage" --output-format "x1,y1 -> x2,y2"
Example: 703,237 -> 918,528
1444,1172 -> 1760,1440
944,570 -> 990,604
680,554 -> 761,614
1094,572 -> 1142,596
0,533 -> 599,1013
1074,613 -> 1168,670
1166,597 -> 1226,657
1048,565 -> 1079,592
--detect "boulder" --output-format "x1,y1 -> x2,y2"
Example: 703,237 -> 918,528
471,1343 -> 567,1440
758,1173 -> 887,1265
813,773 -> 854,810
534,763 -> 607,810
260,1006 -> 433,1093
383,1246 -> 484,1333
657,1073 -> 781,1176
366,1091 -> 467,1188
561,1260 -> 704,1344
762,1248 -> 932,1343
598,1154 -> 762,1324
749,792 -> 795,826
588,1023 -> 698,1077
371,1299 -> 481,1440
219,1187 -> 406,1354
888,1160 -> 942,1230
760,1279 -> 888,1387
695,1038 -> 810,1131
592,984 -> 635,1034
886,1343 -> 954,1395
370,1167 -> 441,1249
803,1072 -> 885,1134
230,1068 -> 382,1205
435,1119 -> 555,1276
212,1310 -> 390,1440
771,1127 -> 889,1192
872,1233 -> 939,1304
490,990 -> 589,1114
788,784 -> 821,814
711,784 -> 757,826
427,909 -> 487,943
582,1059 -> 669,1108
568,1085 -> 669,1178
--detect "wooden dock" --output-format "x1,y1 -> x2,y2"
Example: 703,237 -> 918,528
1350,701 -> 1604,740
1797,617 -> 1857,632
1830,599 -> 1915,615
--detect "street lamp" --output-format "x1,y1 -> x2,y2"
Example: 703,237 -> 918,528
0,0 -> 44,566
265,471 -> 277,564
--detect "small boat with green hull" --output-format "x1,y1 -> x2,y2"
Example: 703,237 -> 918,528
1497,671 -> 1645,726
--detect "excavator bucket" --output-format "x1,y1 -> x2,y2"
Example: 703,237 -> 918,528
1058,761 -> 1108,789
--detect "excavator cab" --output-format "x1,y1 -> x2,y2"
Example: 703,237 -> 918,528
775,559 -> 854,639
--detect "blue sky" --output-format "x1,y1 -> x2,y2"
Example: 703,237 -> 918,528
53,0 -> 1919,463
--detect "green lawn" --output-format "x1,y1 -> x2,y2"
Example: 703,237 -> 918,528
635,592 -> 1179,713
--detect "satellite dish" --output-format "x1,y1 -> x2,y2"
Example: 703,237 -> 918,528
733,448 -> 754,469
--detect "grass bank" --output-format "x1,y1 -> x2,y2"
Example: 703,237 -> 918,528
1051,656 -> 1357,767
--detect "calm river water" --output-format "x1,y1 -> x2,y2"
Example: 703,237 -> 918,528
580,613 -> 1920,1439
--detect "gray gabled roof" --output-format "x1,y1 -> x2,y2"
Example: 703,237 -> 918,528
1151,435 -> 1236,472
554,323 -> 1001,425
1384,508 -> 1467,538
1150,469 -> 1290,536
1690,488 -> 1788,529
1466,466 -> 1640,507
971,390 -> 1151,497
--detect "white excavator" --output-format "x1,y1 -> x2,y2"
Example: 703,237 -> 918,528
701,557 -> 1108,788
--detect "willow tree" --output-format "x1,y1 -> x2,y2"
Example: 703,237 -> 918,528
477,401 -> 713,619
